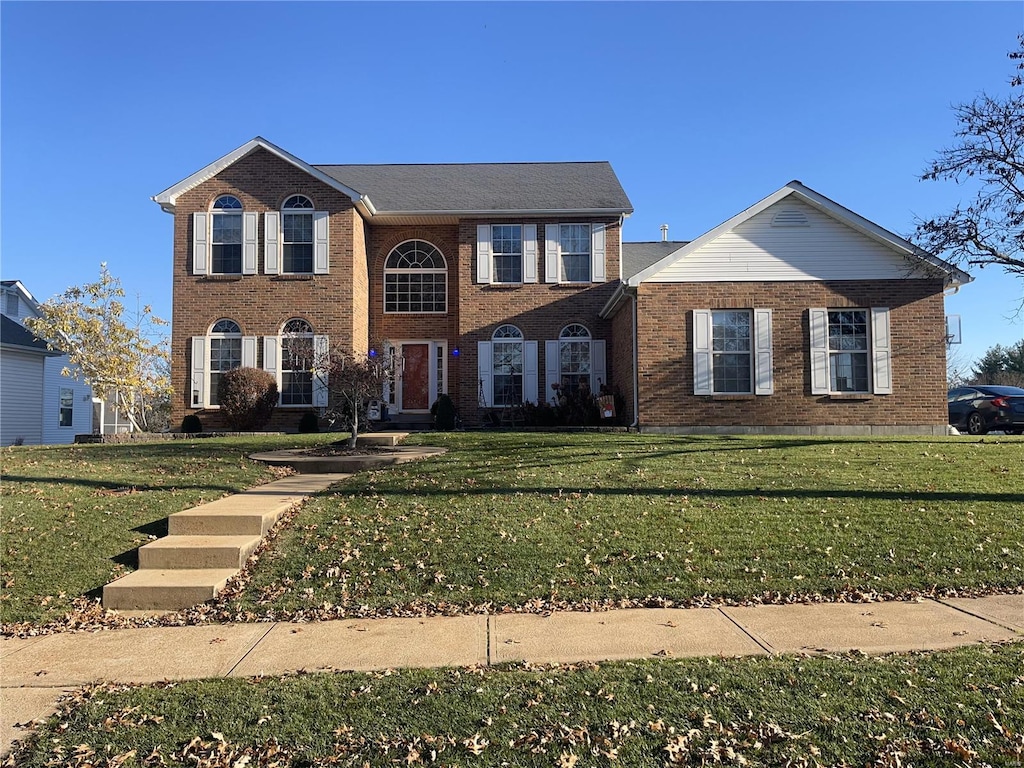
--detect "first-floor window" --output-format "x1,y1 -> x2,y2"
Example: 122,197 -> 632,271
712,310 -> 752,393
492,325 -> 524,406
59,387 -> 74,427
559,323 -> 592,396
828,310 -> 869,392
209,319 -> 242,406
281,318 -> 314,406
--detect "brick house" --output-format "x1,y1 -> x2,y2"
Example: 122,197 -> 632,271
154,140 -> 968,434
603,181 -> 971,435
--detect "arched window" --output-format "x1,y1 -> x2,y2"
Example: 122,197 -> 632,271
558,323 -> 591,397
384,240 -> 447,313
209,319 -> 242,406
492,325 -> 523,406
281,318 -> 314,406
211,195 -> 242,274
282,195 -> 314,273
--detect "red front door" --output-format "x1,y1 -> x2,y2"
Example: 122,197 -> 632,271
401,343 -> 430,410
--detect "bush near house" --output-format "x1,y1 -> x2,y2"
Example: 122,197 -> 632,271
217,367 -> 278,431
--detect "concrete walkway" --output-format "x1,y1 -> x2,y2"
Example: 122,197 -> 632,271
3,594 -> 1021,755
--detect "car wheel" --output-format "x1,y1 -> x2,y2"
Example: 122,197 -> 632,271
966,411 -> 987,435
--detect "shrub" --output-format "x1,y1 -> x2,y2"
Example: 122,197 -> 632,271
217,367 -> 278,431
298,410 -> 320,433
180,414 -> 203,434
431,394 -> 458,431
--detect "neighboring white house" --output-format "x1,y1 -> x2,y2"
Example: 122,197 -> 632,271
0,281 -> 97,445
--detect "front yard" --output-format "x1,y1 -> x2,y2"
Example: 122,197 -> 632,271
2,432 -> 1022,627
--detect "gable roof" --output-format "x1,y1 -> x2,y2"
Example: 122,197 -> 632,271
316,162 -> 633,216
153,137 -> 633,219
621,241 -> 690,280
626,180 -> 972,288
0,314 -> 58,355
152,137 -> 369,215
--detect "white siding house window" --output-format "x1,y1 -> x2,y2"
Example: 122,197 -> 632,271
211,195 -> 243,274
384,240 -> 447,313
693,309 -> 774,396
5,291 -> 19,317
809,307 -> 891,395
58,387 -> 74,427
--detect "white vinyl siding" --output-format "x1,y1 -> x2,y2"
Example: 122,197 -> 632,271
647,199 -> 920,283
1,349 -> 45,445
43,357 -> 93,443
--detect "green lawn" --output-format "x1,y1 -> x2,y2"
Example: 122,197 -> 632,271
10,643 -> 1024,767
0,435 -> 328,627
226,432 -> 1024,619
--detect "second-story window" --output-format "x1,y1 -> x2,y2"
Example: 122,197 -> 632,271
491,225 -> 523,283
384,240 -> 447,313
559,224 -> 591,282
211,195 -> 243,274
282,195 -> 314,274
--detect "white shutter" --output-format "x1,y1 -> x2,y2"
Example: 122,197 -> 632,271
545,340 -> 560,401
313,334 -> 329,407
477,225 -> 492,284
313,212 -> 329,274
263,336 -> 279,396
753,308 -> 774,395
591,339 -> 607,394
545,224 -> 560,283
192,213 -> 209,276
242,212 -> 258,275
477,341 -> 492,407
190,337 -> 206,407
809,308 -> 829,395
591,223 -> 606,283
264,212 -> 280,275
241,336 -> 257,368
871,307 -> 892,395
524,340 -> 538,403
692,310 -> 713,395
523,224 -> 538,284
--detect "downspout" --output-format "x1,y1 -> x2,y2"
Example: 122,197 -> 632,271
631,290 -> 640,430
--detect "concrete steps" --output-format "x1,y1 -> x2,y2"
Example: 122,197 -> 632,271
102,473 -> 346,612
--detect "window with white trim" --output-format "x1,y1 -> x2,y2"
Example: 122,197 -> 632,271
384,240 -> 447,313
558,324 -> 592,396
208,319 -> 242,406
712,311 -> 752,393
59,387 -> 74,427
281,318 -> 314,406
491,225 -> 523,283
492,325 -> 524,406
559,224 -> 591,282
211,195 -> 242,274
282,195 -> 314,274
827,310 -> 869,392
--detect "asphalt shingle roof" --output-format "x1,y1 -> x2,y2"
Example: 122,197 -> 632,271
315,162 -> 633,214
621,241 -> 690,280
1,314 -> 54,354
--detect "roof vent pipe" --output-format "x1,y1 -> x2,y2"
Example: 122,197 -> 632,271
660,224 -> 668,242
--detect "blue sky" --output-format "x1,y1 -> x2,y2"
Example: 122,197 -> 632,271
2,1 -> 1022,371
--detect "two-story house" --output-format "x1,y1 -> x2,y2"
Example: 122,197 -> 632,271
154,138 -> 969,435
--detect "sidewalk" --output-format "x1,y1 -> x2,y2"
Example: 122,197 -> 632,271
3,594 -> 1022,754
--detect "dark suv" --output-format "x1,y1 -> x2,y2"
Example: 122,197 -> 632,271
947,385 -> 1024,435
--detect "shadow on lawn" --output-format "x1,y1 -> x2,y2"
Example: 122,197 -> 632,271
2,474 -> 253,496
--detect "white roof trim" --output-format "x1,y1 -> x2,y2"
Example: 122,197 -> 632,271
627,181 -> 972,288
151,137 -> 372,214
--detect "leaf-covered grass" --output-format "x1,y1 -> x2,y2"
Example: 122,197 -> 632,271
11,643 -> 1024,766
0,435 -> 330,626
229,433 -> 1024,616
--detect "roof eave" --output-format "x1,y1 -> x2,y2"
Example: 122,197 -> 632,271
370,207 -> 633,218
599,281 -> 635,319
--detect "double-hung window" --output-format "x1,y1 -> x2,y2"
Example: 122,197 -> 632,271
558,324 -> 592,396
211,195 -> 243,274
491,225 -> 523,284
281,319 -> 314,406
282,195 -> 314,274
712,311 -> 753,393
559,224 -> 591,283
59,387 -> 74,427
208,319 -> 242,406
809,307 -> 892,395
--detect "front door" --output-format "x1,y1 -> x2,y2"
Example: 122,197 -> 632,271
401,343 -> 431,411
